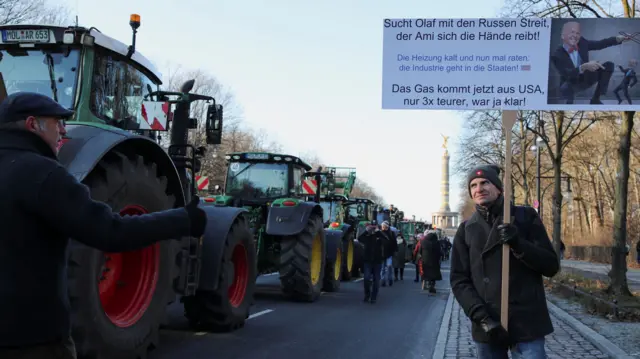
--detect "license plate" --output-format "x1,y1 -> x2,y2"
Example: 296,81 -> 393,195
2,29 -> 50,43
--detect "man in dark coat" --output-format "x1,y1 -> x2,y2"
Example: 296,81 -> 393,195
0,92 -> 207,359
420,232 -> 442,293
450,164 -> 559,359
358,222 -> 386,303
550,21 -> 630,104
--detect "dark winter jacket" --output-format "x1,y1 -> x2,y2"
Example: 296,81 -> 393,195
381,229 -> 397,258
393,237 -> 407,268
450,196 -> 559,344
0,129 -> 194,347
420,233 -> 442,281
358,229 -> 385,264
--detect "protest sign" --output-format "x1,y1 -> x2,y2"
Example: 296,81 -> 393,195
381,18 -> 640,111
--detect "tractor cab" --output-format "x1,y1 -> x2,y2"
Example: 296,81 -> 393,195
319,194 -> 348,227
220,152 -> 312,206
0,17 -> 223,147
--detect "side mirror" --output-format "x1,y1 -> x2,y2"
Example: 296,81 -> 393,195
205,104 -> 223,145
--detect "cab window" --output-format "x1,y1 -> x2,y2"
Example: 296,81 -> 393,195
90,48 -> 158,129
292,167 -> 304,194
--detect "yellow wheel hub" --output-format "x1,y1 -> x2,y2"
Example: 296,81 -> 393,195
310,233 -> 323,286
334,248 -> 342,281
346,240 -> 354,272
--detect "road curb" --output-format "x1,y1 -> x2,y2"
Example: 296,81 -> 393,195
432,291 -> 454,359
546,300 -> 633,359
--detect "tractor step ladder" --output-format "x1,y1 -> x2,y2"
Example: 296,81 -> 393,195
176,235 -> 203,297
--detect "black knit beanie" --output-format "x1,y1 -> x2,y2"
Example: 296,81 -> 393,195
467,164 -> 503,197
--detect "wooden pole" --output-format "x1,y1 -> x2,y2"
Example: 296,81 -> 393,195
500,110 -> 517,330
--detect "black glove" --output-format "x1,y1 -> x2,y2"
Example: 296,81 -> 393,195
186,196 -> 207,237
479,316 -> 510,348
497,223 -> 520,249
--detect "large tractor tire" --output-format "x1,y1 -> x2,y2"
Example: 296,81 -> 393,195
68,152 -> 179,359
341,229 -> 355,281
279,213 -> 326,302
322,244 -> 342,292
183,215 -> 257,332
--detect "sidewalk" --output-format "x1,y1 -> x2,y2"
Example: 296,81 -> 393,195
433,292 -> 626,359
561,259 -> 640,292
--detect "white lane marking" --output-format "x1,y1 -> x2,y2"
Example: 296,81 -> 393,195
353,278 -> 364,282
248,309 -> 274,320
195,332 -> 207,336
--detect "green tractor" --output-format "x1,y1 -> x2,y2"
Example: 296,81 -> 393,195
344,197 -> 378,277
208,152 -> 346,299
0,16 -> 257,358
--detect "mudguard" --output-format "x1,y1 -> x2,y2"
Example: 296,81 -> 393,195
58,123 -> 186,206
323,229 -> 343,262
197,205 -> 249,291
265,201 -> 321,236
339,223 -> 352,239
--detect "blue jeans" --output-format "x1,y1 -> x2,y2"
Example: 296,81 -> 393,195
475,337 -> 547,359
363,262 -> 382,299
380,257 -> 393,285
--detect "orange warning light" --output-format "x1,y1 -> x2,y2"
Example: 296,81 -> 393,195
130,14 -> 141,23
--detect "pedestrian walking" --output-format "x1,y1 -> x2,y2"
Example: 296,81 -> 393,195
358,222 -> 386,303
413,233 -> 424,282
636,239 -> 640,264
393,233 -> 407,281
380,221 -> 397,287
419,231 -> 442,293
0,92 -> 207,359
450,164 -> 559,359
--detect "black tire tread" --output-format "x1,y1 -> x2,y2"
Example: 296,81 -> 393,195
278,214 -> 325,302
183,215 -> 257,332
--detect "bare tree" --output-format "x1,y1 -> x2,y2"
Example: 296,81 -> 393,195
501,0 -> 636,296
0,0 -> 71,26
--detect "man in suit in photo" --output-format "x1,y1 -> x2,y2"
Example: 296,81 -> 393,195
550,21 -> 630,104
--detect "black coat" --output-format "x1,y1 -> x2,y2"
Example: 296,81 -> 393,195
450,201 -> 559,344
420,234 -> 442,281
358,230 -> 385,264
381,229 -> 397,258
0,129 -> 194,347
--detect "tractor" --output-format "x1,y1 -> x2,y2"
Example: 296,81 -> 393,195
313,166 -> 357,281
344,197 -> 377,277
208,152 -> 345,300
0,17 -> 257,358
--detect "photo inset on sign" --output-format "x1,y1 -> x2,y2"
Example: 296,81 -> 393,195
547,18 -> 640,105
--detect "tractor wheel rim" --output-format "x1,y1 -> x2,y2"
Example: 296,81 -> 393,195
310,233 -> 323,285
347,240 -> 354,272
98,205 -> 160,328
228,244 -> 249,307
334,248 -> 342,281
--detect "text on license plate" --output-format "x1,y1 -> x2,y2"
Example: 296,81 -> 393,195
2,29 -> 50,43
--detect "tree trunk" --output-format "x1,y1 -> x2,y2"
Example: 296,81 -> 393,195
608,111 -> 634,297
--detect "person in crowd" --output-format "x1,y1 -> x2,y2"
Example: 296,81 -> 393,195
636,239 -> 640,264
413,233 -> 424,282
420,231 -> 442,293
0,92 -> 207,359
380,221 -> 397,287
393,232 -> 408,281
358,222 -> 386,304
450,164 -> 559,359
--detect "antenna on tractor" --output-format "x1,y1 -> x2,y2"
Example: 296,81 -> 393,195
126,14 -> 141,58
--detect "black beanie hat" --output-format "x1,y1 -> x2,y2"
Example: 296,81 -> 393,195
467,164 -> 503,197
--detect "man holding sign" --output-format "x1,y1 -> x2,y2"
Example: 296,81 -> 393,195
450,165 -> 559,358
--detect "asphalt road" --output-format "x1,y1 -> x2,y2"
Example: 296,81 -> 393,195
152,263 -> 450,359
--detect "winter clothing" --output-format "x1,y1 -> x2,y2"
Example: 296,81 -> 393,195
393,237 -> 407,268
0,128 -> 206,350
467,164 -> 503,197
380,229 -> 397,286
420,233 -> 443,282
450,195 -> 559,349
358,226 -> 386,302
